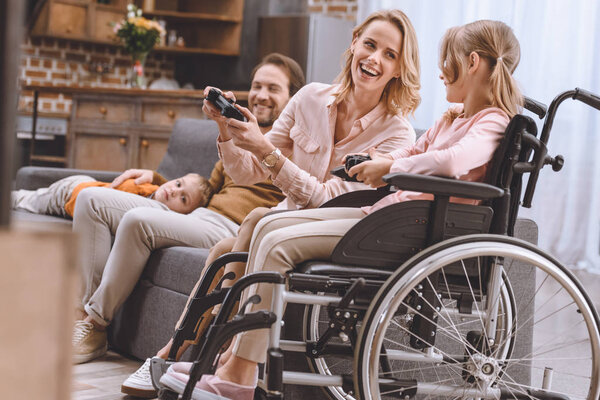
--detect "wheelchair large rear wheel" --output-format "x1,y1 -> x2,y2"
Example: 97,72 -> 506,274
305,273 -> 515,400
355,234 -> 600,400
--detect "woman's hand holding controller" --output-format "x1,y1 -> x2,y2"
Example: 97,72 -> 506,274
202,86 -> 237,140
225,106 -> 273,158
347,148 -> 394,188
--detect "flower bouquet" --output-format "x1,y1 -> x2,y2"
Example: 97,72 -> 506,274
113,4 -> 165,88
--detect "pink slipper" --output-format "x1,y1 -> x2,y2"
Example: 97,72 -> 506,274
169,354 -> 227,374
159,363 -> 257,400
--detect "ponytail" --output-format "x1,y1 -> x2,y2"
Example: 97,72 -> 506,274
489,55 -> 522,117
440,20 -> 523,118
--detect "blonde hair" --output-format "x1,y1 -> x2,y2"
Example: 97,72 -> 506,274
439,20 -> 523,118
333,9 -> 421,116
185,173 -> 214,209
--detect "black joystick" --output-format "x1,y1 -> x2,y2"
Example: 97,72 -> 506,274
330,154 -> 372,182
206,88 -> 247,122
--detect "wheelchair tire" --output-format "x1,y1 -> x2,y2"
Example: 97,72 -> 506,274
354,234 -> 600,400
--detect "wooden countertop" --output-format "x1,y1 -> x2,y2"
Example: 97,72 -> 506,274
22,84 -> 249,101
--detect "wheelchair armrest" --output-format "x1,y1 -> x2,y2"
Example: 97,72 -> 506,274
319,187 -> 392,208
382,173 -> 504,200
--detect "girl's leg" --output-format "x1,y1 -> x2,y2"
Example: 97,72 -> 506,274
219,208 -> 365,386
231,209 -> 364,367
122,233 -> 239,396
220,207 -> 271,288
157,237 -> 238,360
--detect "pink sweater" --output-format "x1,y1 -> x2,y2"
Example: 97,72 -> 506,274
219,82 -> 416,210
366,106 -> 510,214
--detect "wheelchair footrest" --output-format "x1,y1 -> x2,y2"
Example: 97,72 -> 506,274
150,357 -> 174,392
209,310 -> 277,342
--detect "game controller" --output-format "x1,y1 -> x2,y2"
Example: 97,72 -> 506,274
206,88 -> 247,122
330,154 -> 372,182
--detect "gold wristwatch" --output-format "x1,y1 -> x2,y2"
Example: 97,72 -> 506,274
261,148 -> 282,168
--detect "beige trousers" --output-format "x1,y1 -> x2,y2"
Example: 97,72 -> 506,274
72,187 -> 239,326
230,207 -> 366,363
11,175 -> 95,217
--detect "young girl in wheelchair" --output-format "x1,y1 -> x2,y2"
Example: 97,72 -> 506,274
158,19 -> 523,399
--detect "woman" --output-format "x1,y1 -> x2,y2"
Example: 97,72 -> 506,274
137,9 -> 421,399
198,6 -> 421,305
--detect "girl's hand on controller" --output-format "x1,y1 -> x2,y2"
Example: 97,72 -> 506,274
342,152 -> 368,165
348,148 -> 394,188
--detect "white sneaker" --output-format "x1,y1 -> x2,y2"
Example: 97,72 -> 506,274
121,358 -> 157,398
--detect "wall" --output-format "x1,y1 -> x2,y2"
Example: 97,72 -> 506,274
308,0 -> 358,22
17,0 -> 359,114
18,37 -> 175,115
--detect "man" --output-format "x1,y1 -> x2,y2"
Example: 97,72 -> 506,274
70,54 -> 305,377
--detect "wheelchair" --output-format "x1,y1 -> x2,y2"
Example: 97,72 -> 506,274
153,88 -> 600,400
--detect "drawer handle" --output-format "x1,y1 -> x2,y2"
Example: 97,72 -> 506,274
99,106 -> 107,115
119,138 -> 127,146
167,110 -> 176,119
141,139 -> 149,148
66,26 -> 73,33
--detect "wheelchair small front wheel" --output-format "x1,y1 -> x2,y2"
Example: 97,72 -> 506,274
304,302 -> 359,400
355,234 -> 600,400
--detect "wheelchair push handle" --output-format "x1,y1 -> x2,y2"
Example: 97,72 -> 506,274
523,95 -> 547,119
573,87 -> 600,111
521,87 -> 600,208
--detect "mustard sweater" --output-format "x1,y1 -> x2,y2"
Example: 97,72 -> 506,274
154,160 -> 284,224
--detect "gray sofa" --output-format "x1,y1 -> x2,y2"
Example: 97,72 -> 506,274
13,118 -> 222,360
13,118 -> 538,396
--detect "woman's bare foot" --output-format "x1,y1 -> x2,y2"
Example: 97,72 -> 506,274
215,355 -> 258,386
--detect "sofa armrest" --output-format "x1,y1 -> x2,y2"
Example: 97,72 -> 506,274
15,166 -> 121,190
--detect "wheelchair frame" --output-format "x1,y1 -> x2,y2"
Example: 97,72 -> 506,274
154,88 -> 600,400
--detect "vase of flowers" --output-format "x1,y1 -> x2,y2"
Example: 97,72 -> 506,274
113,4 -> 165,88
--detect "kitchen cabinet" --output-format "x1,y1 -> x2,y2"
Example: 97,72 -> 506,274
31,0 -> 245,56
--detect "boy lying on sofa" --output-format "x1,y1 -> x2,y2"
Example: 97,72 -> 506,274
11,172 -> 213,217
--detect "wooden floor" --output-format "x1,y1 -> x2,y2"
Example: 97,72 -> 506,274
72,351 -> 143,400
71,270 -> 600,400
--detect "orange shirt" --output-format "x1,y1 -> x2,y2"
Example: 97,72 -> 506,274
64,179 -> 159,217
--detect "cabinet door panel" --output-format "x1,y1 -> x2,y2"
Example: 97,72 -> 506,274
72,134 -> 129,171
142,104 -> 204,126
48,2 -> 87,37
94,9 -> 122,41
138,137 -> 169,170
75,101 -> 134,123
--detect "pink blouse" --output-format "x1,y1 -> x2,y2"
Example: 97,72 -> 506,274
218,82 -> 416,210
366,106 -> 510,214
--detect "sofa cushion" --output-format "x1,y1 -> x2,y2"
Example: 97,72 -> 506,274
11,209 -> 72,227
143,246 -> 210,294
15,167 -> 120,191
156,118 -> 221,180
